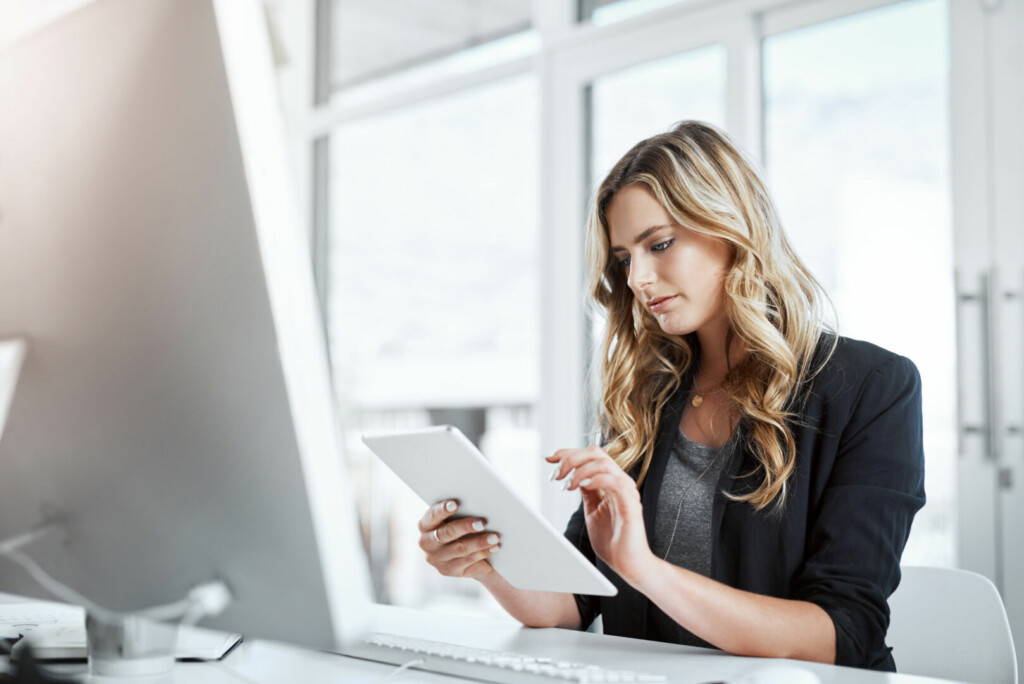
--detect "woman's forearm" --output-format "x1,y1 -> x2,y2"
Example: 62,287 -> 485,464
476,571 -> 582,629
624,555 -> 835,663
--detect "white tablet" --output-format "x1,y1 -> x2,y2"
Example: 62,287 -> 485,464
361,425 -> 616,597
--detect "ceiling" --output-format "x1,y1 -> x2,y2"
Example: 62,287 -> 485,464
329,0 -> 532,88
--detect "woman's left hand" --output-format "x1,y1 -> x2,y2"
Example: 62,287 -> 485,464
547,446 -> 653,583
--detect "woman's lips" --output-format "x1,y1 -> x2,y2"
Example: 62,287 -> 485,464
648,295 -> 678,312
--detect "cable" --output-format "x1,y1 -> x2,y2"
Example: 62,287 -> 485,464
0,547 -> 121,625
382,658 -> 426,681
0,527 -> 232,628
0,526 -> 55,555
0,524 -> 122,624
180,582 -> 233,625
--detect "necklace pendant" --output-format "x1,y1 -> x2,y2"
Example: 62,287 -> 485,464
691,394 -> 704,408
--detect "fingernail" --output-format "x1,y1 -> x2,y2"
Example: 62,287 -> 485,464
549,466 -> 560,481
472,520 -> 485,532
445,501 -> 457,512
490,545 -> 499,554
580,478 -> 592,487
487,534 -> 499,545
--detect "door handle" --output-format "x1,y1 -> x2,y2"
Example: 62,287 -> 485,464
1006,272 -> 1023,441
954,269 -> 995,462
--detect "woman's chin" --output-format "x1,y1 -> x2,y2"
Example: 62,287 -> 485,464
653,312 -> 695,336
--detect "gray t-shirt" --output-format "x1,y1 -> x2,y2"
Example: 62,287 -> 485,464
649,422 -> 743,647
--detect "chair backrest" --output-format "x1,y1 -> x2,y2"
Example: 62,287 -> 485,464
888,565 -> 1018,684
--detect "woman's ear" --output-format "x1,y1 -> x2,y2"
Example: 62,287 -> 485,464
727,241 -> 740,268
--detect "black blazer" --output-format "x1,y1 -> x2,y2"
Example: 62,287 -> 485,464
564,334 -> 926,672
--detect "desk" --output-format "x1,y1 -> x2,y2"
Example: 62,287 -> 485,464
3,598 -> 957,683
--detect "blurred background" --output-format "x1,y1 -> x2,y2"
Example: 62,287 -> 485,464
2,0 -> 1021,665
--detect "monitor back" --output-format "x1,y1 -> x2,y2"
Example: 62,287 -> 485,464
0,0 -> 370,649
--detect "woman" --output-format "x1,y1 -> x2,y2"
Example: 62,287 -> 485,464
416,121 -> 925,672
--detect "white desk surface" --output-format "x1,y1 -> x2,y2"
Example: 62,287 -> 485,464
1,595 -> 957,683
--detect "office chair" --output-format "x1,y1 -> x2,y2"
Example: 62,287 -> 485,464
888,565 -> 1018,684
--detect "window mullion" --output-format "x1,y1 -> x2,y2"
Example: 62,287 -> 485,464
725,12 -> 764,166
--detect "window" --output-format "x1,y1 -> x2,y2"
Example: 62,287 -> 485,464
585,44 -> 727,432
764,0 -> 954,565
588,44 -> 726,190
327,74 -> 541,616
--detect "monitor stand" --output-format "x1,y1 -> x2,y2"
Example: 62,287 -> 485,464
85,612 -> 178,677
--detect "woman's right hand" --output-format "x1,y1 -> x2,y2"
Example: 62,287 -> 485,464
418,499 -> 501,580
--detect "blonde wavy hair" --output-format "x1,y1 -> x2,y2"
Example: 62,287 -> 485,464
587,120 -> 837,513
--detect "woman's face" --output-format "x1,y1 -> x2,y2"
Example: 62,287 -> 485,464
607,183 -> 733,336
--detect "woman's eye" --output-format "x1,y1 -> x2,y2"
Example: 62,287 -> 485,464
616,239 -> 673,269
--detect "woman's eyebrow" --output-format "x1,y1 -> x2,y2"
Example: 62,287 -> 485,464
610,224 -> 673,253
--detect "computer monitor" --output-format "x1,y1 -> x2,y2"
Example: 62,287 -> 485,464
0,0 -> 371,650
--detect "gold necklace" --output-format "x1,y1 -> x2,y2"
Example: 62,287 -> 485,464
690,383 -> 724,408
660,446 -> 721,560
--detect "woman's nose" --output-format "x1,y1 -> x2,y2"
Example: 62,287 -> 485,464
627,258 -> 655,291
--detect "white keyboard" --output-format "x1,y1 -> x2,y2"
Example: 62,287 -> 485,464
363,632 -> 667,683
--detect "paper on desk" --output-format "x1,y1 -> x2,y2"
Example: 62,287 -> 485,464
0,601 -> 242,661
